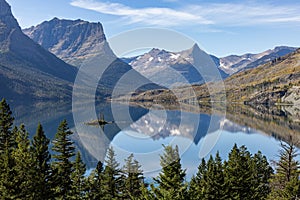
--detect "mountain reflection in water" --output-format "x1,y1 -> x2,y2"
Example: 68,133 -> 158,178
9,99 -> 300,175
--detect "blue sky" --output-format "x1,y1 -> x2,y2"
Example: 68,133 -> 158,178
6,0 -> 300,57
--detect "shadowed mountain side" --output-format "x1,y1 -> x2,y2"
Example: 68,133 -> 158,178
0,54 -> 73,102
98,58 -> 164,99
0,0 -> 77,102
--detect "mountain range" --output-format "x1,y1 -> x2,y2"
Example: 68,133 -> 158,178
127,45 -> 297,78
219,46 -> 297,75
125,44 -> 228,88
0,0 -> 161,103
0,0 -> 298,106
124,48 -> 300,106
25,17 -> 297,90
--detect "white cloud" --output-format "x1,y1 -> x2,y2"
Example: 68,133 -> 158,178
189,3 -> 300,26
70,0 -> 212,26
70,0 -> 300,27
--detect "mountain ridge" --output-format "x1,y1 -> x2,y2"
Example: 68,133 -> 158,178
127,44 -> 228,88
23,18 -> 107,67
0,0 -> 77,102
118,48 -> 300,106
219,46 -> 297,75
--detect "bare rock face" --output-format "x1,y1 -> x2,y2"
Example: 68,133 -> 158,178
23,18 -> 107,67
0,0 -> 77,102
0,0 -> 20,52
282,86 -> 300,105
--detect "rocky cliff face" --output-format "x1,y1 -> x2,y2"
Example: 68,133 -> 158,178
282,86 -> 300,105
0,0 -> 77,102
23,18 -> 107,67
0,0 -> 20,52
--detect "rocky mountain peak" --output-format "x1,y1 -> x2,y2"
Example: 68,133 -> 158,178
0,0 -> 19,27
147,48 -> 168,56
23,18 -> 107,67
0,0 -> 21,51
0,0 -> 78,102
191,43 -> 200,52
177,43 -> 203,65
128,44 -> 228,87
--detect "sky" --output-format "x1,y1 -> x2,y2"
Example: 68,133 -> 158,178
6,0 -> 300,57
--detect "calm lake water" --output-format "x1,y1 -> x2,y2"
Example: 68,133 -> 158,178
10,100 -> 300,179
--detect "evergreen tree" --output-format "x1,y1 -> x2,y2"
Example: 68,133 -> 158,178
70,152 -> 86,199
223,144 -> 255,200
86,161 -> 105,199
31,123 -> 53,199
138,183 -> 155,200
252,151 -> 273,199
102,146 -> 121,199
121,153 -> 145,199
13,124 -> 34,199
0,98 -> 17,199
204,152 -> 225,200
189,158 -> 206,200
268,139 -> 300,199
189,152 -> 225,200
153,145 -> 188,200
0,98 -> 15,152
51,119 -> 76,199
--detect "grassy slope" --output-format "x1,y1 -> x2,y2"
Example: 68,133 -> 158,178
122,49 -> 300,105
225,49 -> 300,104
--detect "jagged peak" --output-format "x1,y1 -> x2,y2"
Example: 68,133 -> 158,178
179,43 -> 202,58
0,0 -> 21,33
191,43 -> 200,51
46,17 -> 101,26
148,48 -> 168,56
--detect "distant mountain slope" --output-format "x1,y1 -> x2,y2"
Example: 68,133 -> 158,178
225,48 -> 300,105
0,0 -> 77,102
122,48 -> 300,105
219,46 -> 297,75
23,18 -> 106,67
128,44 -> 228,88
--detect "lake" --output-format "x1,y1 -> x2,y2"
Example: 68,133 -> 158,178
10,99 -> 300,179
